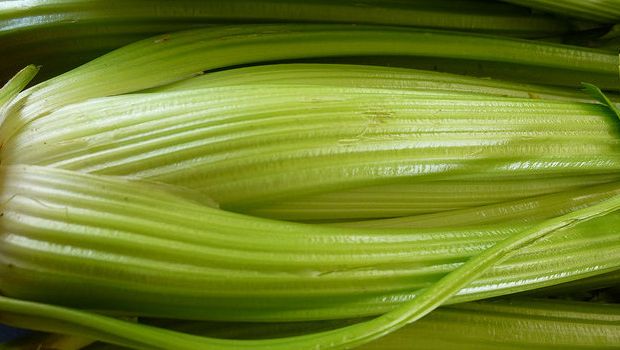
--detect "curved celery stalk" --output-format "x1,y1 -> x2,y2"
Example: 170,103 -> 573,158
0,23 -> 207,85
2,24 -> 617,144
150,63 -> 620,103
0,0 -> 575,83
0,0 -> 571,35
77,298 -> 620,350
0,165 -> 619,321
0,65 -> 38,108
583,82 -> 620,120
0,190 -> 618,349
4,84 -> 619,210
5,298 -> 620,349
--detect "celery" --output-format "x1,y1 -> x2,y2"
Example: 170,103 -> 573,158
0,0 -> 571,35
6,298 -> 618,350
2,23 -> 617,146
359,298 -> 620,350
0,165 -> 618,322
336,55 -> 619,89
0,182 -> 618,349
150,63 -> 620,103
75,298 -> 620,350
0,65 -> 38,107
0,0 -> 574,81
0,11 -> 618,350
4,84 -> 618,216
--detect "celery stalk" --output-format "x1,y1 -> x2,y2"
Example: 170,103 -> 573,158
0,65 -> 38,108
0,0 -> 574,81
76,298 -> 620,350
4,84 -> 618,213
5,298 -> 619,350
0,188 -> 618,349
150,63 -> 620,103
0,165 -> 618,322
2,24 -> 617,146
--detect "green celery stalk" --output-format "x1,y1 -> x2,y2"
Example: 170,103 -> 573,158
0,165 -> 618,322
74,298 -> 620,350
0,0 -> 572,36
150,63 -> 620,103
0,0 -> 575,82
4,84 -> 618,212
2,24 -> 617,146
0,187 -> 618,349
6,298 -> 619,350
0,65 -> 38,107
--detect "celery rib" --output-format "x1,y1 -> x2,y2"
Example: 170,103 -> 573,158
0,0 -> 574,81
75,298 -> 620,350
0,0 -> 570,34
0,190 -> 618,349
0,65 -> 38,108
2,24 -> 617,146
151,63 -> 619,104
0,165 -> 619,321
6,298 -> 620,349
4,85 -> 619,216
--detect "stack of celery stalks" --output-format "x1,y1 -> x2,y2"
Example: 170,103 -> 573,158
0,1 -> 619,349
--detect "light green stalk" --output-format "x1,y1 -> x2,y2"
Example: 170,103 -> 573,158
1,165 -> 619,321
78,298 -> 620,350
5,298 -> 619,349
4,84 -> 618,212
0,0 -> 574,82
2,24 -> 617,147
151,63 -> 620,103
0,65 -> 38,108
0,184 -> 618,349
0,0 -> 570,35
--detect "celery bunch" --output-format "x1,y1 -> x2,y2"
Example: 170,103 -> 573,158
0,3 -> 619,350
